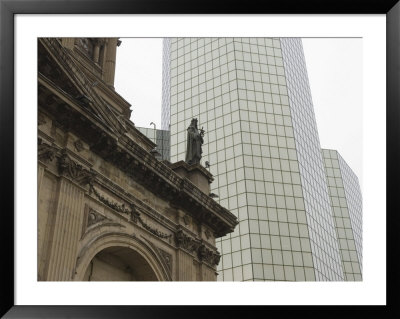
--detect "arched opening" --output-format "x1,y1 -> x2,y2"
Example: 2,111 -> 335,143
82,246 -> 159,281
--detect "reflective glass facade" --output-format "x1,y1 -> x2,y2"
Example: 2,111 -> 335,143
280,38 -> 344,281
162,38 -> 171,131
322,149 -> 363,280
163,37 -> 360,281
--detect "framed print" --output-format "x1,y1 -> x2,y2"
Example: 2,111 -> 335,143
1,0 -> 399,317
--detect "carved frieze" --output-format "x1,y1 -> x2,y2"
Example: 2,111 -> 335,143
90,184 -> 171,240
137,216 -> 171,240
90,184 -> 131,215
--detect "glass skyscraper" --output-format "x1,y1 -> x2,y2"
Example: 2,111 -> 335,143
162,37 -> 362,281
322,149 -> 363,281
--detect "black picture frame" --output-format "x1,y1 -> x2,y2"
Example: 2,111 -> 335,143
1,0 -> 398,318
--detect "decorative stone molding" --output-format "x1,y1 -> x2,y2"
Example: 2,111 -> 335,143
137,217 -> 171,240
175,229 -> 220,267
57,150 -> 96,186
198,244 -> 221,266
87,208 -> 108,227
90,184 -> 132,215
38,138 -> 58,163
175,229 -> 200,254
158,249 -> 172,275
74,139 -> 84,152
90,184 -> 171,240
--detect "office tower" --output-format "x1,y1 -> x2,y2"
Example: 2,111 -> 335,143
163,37 -> 359,281
136,127 -> 171,161
161,38 -> 172,131
322,149 -> 363,281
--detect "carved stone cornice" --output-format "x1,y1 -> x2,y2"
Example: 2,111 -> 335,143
38,138 -> 58,164
175,229 -> 201,254
57,150 -> 96,186
175,229 -> 220,267
117,135 -> 238,237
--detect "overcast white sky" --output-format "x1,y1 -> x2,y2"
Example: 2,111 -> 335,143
114,38 -> 362,187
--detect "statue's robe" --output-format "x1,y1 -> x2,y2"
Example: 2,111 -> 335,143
186,126 -> 203,165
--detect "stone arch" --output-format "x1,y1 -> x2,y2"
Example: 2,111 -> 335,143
74,232 -> 171,281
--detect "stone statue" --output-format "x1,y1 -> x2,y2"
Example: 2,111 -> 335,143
185,118 -> 204,165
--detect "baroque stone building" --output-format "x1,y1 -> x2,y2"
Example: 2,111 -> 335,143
37,38 -> 237,281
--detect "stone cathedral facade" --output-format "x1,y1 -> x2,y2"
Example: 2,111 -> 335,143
37,38 -> 237,281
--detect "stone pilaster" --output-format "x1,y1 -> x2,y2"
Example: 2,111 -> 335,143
37,165 -> 45,195
46,178 -> 85,280
176,250 -> 196,281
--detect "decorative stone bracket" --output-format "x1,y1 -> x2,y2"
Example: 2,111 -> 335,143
58,150 -> 96,186
38,138 -> 58,163
175,229 -> 221,267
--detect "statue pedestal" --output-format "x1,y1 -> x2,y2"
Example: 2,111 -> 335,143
168,161 -> 214,195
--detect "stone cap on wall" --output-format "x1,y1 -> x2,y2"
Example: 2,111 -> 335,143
167,161 -> 214,195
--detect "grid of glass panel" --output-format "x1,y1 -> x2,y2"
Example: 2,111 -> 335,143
166,37 -> 326,281
161,38 -> 171,130
280,38 -> 344,281
136,127 -> 171,161
322,149 -> 363,280
337,152 -> 363,273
